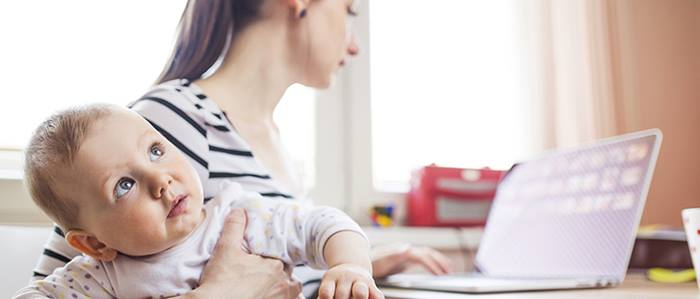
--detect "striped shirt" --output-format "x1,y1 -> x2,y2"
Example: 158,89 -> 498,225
32,79 -> 323,293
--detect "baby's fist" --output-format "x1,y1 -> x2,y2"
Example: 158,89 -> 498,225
318,264 -> 384,299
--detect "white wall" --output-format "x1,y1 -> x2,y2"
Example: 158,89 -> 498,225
0,179 -> 50,225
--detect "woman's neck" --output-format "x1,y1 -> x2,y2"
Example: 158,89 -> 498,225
195,19 -> 301,125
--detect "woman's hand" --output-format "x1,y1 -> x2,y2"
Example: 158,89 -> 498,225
192,208 -> 300,299
262,270 -> 302,299
370,244 -> 452,279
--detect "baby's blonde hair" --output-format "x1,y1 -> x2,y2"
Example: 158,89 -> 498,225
24,104 -> 114,230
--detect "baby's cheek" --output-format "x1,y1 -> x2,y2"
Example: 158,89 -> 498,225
177,159 -> 205,201
119,209 -> 166,248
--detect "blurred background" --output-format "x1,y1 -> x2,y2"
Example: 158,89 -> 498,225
0,0 -> 698,228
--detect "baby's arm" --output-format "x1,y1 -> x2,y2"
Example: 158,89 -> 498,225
220,183 -> 382,298
14,256 -> 114,299
319,231 -> 383,299
228,191 -> 364,268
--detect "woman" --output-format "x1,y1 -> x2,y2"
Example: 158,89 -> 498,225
32,0 -> 450,297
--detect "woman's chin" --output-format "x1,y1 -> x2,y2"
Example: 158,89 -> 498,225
319,76 -> 336,90
303,80 -> 329,90
301,72 -> 336,89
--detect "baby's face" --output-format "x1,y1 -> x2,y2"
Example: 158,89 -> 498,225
55,107 -> 205,257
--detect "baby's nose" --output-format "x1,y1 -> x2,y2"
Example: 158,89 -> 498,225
150,173 -> 173,199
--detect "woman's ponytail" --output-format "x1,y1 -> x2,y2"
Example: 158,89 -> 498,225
156,0 -> 262,84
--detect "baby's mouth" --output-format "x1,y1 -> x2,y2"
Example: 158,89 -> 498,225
167,195 -> 189,218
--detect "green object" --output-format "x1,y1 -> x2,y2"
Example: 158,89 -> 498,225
646,267 -> 696,283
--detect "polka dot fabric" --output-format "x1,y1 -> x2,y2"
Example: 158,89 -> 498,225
15,257 -> 116,299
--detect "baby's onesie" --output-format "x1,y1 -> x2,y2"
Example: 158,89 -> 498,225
14,182 -> 364,299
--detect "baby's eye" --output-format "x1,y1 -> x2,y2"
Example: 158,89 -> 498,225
114,178 -> 135,199
149,142 -> 164,161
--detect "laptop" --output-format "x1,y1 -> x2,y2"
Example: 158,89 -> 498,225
379,129 -> 663,293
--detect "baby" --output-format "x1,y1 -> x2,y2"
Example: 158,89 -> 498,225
15,104 -> 383,299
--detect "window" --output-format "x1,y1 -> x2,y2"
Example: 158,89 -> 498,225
1,0 -> 536,221
0,1 -> 316,189
0,1 -> 186,149
368,0 -> 537,191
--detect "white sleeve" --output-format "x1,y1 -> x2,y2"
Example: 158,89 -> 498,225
221,183 -> 366,269
15,256 -> 115,299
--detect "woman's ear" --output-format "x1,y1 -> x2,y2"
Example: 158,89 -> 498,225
65,230 -> 118,262
288,0 -> 309,18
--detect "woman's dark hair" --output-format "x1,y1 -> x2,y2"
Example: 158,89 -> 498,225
157,0 -> 265,84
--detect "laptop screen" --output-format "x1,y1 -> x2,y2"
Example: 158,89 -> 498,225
475,130 -> 662,279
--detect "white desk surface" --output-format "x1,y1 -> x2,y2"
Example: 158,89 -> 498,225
381,273 -> 699,299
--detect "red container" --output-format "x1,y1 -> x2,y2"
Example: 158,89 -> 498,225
407,165 -> 505,227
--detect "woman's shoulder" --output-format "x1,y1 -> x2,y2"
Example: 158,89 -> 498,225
129,79 -> 229,132
129,79 -> 201,113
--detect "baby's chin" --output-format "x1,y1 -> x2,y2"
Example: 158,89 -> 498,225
163,208 -> 207,249
121,209 -> 206,257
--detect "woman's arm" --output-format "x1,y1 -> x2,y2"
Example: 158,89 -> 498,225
370,244 -> 451,278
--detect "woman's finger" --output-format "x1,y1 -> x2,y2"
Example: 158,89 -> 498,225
200,208 -> 290,298
218,208 -> 248,253
287,278 -> 302,299
407,247 -> 445,275
428,248 -> 452,274
262,258 -> 285,274
351,281 -> 369,299
370,244 -> 451,278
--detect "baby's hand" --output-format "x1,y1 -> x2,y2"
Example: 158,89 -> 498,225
318,263 -> 384,299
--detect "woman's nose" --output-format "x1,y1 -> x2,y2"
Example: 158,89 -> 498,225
347,34 -> 359,56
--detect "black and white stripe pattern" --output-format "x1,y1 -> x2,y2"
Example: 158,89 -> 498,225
33,79 -> 296,279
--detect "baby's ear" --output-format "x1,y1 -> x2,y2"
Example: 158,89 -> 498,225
65,230 -> 117,262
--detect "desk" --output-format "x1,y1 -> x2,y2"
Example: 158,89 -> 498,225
381,273 -> 699,299
366,227 -> 698,298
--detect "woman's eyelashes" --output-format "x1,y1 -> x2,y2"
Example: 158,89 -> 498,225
348,0 -> 359,16
115,178 -> 135,199
149,142 -> 165,161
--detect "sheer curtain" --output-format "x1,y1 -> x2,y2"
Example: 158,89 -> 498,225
520,0 -> 626,150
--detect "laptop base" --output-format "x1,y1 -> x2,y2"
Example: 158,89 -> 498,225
378,273 -> 618,294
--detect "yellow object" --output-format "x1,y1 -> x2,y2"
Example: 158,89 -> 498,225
647,268 -> 696,283
376,214 -> 393,227
637,224 -> 665,234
